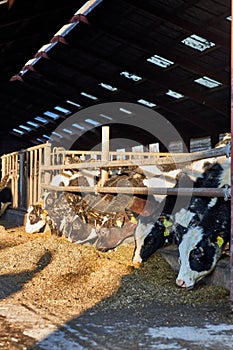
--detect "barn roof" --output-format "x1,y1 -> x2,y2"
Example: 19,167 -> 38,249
0,0 -> 231,153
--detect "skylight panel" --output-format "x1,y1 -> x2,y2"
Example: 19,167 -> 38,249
62,128 -> 73,134
99,82 -> 118,91
19,125 -> 32,132
38,43 -> 56,53
54,106 -> 71,115
85,118 -> 100,126
166,89 -> 184,99
66,100 -> 81,107
36,138 -> 45,143
72,123 -> 85,130
181,34 -> 215,51
147,55 -> 174,68
27,121 -> 39,128
226,16 -> 231,21
19,57 -> 40,74
80,92 -> 98,100
42,135 -> 50,139
99,113 -> 113,120
54,23 -> 76,37
43,111 -> 59,119
120,71 -> 142,81
52,131 -> 63,139
119,107 -> 132,115
24,58 -> 40,66
194,76 -> 222,88
12,128 -> 24,135
35,116 -> 48,124
74,0 -> 102,16
137,99 -> 156,108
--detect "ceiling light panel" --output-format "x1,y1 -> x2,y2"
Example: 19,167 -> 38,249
147,55 -> 174,68
85,118 -> 100,126
99,82 -> 118,91
12,128 -> 24,135
54,106 -> 71,114
19,125 -> 32,131
66,100 -> 81,108
80,92 -> 98,100
166,90 -> 184,99
194,76 -> 222,88
34,116 -> 48,124
181,34 -> 215,51
120,71 -> 142,81
137,99 -> 156,107
27,121 -> 39,128
43,111 -> 60,119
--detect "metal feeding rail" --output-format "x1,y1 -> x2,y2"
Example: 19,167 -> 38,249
40,184 -> 231,199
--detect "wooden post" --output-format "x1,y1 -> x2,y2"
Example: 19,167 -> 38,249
43,142 -> 52,193
18,150 -> 27,210
101,126 -> 109,187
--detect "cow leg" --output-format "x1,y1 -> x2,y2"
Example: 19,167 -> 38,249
0,202 -> 12,217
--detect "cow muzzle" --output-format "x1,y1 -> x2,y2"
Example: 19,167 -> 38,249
176,279 -> 194,290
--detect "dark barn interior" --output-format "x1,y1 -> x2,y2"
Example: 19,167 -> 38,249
0,0 -> 231,155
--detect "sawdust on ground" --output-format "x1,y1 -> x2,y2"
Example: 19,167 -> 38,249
0,224 -> 232,349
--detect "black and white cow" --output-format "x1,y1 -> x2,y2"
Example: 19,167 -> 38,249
132,164 -> 204,264
132,153 -> 229,265
176,157 -> 230,289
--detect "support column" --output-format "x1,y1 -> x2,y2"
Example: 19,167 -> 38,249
18,150 -> 27,210
230,10 -> 233,311
101,126 -> 110,187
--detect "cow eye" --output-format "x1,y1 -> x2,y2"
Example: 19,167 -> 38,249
190,248 -> 203,260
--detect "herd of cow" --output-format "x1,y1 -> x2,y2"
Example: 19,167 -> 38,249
23,136 -> 231,290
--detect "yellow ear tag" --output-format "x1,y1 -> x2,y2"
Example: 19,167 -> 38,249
163,218 -> 172,237
43,209 -> 48,215
116,218 -> 123,227
216,236 -> 224,248
130,216 -> 137,225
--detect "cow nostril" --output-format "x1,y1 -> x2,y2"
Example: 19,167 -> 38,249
176,279 -> 186,288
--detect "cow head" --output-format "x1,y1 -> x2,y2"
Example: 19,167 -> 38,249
133,215 -> 173,264
25,204 -> 48,234
176,226 -> 223,289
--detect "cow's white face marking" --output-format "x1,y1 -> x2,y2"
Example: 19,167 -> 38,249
143,169 -> 181,203
174,208 -> 195,228
218,158 -> 231,188
208,197 -> 217,208
133,220 -> 154,264
176,226 -> 218,288
50,173 -> 71,187
183,158 -> 216,182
